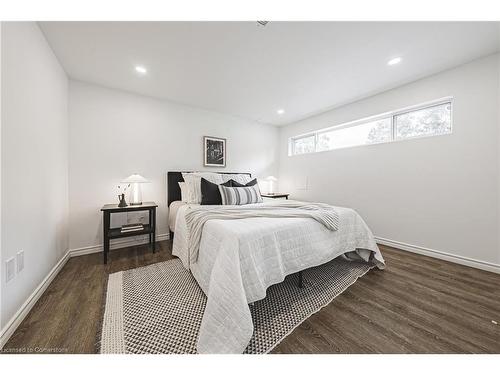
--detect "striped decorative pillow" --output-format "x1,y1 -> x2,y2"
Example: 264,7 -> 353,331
218,184 -> 263,205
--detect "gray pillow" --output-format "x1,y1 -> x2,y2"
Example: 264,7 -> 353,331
219,184 -> 263,205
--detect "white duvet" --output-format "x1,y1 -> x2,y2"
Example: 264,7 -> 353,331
172,200 -> 385,354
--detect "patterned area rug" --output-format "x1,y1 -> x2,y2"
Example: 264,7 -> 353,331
99,257 -> 374,354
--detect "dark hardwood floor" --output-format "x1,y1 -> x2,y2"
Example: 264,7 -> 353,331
3,241 -> 500,354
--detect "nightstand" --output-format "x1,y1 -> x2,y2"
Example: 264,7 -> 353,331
261,193 -> 289,200
101,202 -> 157,264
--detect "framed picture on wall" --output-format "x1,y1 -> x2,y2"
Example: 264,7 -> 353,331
204,136 -> 226,167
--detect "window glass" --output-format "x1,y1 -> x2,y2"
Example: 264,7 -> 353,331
316,118 -> 391,152
292,135 -> 315,155
395,103 -> 452,140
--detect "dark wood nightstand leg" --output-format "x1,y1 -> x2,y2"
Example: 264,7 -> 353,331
148,208 -> 152,245
103,211 -> 110,264
152,207 -> 156,252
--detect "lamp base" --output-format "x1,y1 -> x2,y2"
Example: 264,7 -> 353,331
129,183 -> 143,206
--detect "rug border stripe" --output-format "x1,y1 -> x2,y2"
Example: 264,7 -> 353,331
100,272 -> 126,354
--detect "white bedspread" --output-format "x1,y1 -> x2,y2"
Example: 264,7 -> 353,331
184,202 -> 340,264
172,200 -> 385,354
168,201 -> 188,232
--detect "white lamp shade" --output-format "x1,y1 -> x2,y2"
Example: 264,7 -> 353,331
121,174 -> 149,205
265,176 -> 278,194
122,174 -> 150,184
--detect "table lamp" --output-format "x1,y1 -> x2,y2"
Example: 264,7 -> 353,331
265,176 -> 278,194
122,174 -> 150,205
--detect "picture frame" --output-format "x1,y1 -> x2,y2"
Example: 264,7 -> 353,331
204,136 -> 226,167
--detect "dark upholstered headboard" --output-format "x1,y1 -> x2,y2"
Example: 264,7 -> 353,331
167,171 -> 252,207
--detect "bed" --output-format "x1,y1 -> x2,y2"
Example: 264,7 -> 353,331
167,171 -> 385,353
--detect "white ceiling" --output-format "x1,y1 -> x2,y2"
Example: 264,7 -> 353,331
39,22 -> 500,126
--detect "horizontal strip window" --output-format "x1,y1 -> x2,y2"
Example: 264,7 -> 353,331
289,98 -> 453,156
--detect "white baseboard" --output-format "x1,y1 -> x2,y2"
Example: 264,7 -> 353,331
0,232 -> 169,349
0,249 -> 71,349
375,236 -> 500,274
69,233 -> 169,257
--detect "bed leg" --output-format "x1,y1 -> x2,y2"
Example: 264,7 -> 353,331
298,271 -> 303,288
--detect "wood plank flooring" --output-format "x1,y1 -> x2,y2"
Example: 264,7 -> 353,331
2,242 -> 499,354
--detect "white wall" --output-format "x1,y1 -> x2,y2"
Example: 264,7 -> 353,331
68,81 -> 279,251
0,22 -> 3,325
279,54 -> 500,267
1,23 -> 69,328
497,50 -> 500,263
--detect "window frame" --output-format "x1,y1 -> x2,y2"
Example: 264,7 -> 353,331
289,97 -> 453,156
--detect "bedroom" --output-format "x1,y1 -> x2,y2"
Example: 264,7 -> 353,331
1,0 -> 499,372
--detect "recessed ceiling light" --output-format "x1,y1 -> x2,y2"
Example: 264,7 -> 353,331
387,57 -> 402,66
277,109 -> 285,115
135,65 -> 147,74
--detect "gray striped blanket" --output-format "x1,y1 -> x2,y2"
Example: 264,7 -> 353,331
184,202 -> 340,264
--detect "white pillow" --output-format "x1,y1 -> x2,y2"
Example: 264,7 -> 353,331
178,182 -> 188,203
182,172 -> 224,204
220,173 -> 252,185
